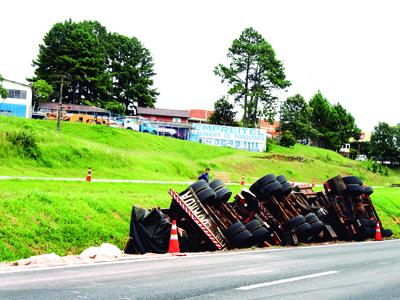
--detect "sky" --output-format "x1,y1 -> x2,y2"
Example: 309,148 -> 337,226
1,0 -> 399,131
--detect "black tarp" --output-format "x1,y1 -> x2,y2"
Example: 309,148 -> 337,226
124,206 -> 172,254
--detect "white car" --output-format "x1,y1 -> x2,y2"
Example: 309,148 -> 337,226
355,155 -> 367,161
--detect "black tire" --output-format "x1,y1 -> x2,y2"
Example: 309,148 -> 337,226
215,187 -> 232,203
209,179 -> 225,191
245,219 -> 263,233
241,189 -> 259,210
342,176 -> 363,185
315,208 -> 328,220
259,181 -> 282,199
358,219 -> 377,228
196,187 -> 216,204
346,184 -> 363,196
310,221 -> 325,235
305,213 -> 319,224
363,186 -> 374,196
283,215 -> 306,231
230,229 -> 254,248
256,174 -> 276,188
280,181 -> 292,197
296,223 -> 313,242
276,175 -> 287,184
189,179 -> 209,194
249,183 -> 261,198
252,227 -> 269,244
225,221 -> 246,240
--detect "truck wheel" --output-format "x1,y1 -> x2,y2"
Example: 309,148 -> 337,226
249,183 -> 261,199
363,186 -> 374,196
256,174 -> 276,188
296,223 -> 313,242
259,181 -> 282,199
245,219 -> 263,232
346,184 -> 363,196
310,221 -> 325,235
252,227 -> 269,244
280,181 -> 292,197
215,187 -> 232,203
230,229 -> 254,248
276,175 -> 287,184
382,228 -> 393,237
225,221 -> 246,240
189,180 -> 209,194
209,179 -> 225,191
196,187 -> 216,204
283,215 -> 306,231
342,176 -> 363,185
305,213 -> 319,224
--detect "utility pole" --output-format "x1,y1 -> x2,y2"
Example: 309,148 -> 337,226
56,76 -> 64,131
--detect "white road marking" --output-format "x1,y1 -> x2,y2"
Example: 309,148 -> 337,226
237,270 -> 339,291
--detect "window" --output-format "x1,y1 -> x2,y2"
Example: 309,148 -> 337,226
7,89 -> 27,99
172,117 -> 181,123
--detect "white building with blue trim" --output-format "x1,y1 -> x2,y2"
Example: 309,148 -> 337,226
0,79 -> 32,118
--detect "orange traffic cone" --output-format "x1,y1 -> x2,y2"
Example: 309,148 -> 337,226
375,222 -> 382,241
240,175 -> 245,188
311,179 -> 316,188
168,220 -> 186,256
85,167 -> 92,182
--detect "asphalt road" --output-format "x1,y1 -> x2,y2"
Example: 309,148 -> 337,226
1,240 -> 399,300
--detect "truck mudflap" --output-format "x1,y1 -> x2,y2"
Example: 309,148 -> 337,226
169,188 -> 227,250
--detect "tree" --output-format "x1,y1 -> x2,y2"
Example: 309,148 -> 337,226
309,91 -> 360,150
208,96 -> 237,126
214,27 -> 290,127
32,79 -> 53,103
0,74 -> 8,99
107,33 -> 158,112
280,94 -> 314,140
32,20 -> 110,106
370,122 -> 397,162
31,19 -> 158,113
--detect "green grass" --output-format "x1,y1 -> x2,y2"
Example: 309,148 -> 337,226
0,116 -> 399,185
0,179 -> 397,262
0,117 -> 399,262
372,188 -> 400,237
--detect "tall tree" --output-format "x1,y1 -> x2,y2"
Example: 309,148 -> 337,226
0,74 -> 8,99
32,20 -> 110,106
208,96 -> 237,126
370,122 -> 397,161
309,91 -> 360,150
214,27 -> 290,127
280,94 -> 314,140
107,33 -> 158,112
31,19 -> 158,113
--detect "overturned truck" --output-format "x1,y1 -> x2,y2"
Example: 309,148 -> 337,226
125,174 -> 393,254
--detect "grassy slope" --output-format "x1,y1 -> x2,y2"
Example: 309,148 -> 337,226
0,117 -> 399,262
0,179 -> 397,262
1,116 -> 399,185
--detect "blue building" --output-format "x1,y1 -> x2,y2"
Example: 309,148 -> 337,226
0,79 -> 32,118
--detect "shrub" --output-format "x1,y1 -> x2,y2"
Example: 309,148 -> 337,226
280,133 -> 296,147
7,131 -> 41,160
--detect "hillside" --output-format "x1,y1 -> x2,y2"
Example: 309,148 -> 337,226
1,116 -> 399,185
0,116 -> 399,262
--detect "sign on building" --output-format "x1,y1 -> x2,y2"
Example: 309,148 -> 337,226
189,123 -> 267,152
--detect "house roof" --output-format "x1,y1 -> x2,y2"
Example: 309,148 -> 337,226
3,78 -> 31,88
38,102 -> 108,113
137,107 -> 190,118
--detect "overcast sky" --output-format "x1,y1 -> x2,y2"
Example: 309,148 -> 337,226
1,0 -> 399,131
